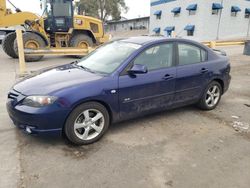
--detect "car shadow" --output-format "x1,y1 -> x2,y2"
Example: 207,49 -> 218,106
109,105 -> 198,133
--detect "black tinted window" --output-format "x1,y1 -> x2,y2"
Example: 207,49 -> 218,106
133,43 -> 173,71
178,43 -> 207,65
53,0 -> 72,17
90,23 -> 99,33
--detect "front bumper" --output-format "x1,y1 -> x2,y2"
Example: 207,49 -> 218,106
6,99 -> 70,136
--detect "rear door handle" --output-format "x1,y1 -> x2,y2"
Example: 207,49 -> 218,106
200,68 -> 208,73
162,74 -> 174,80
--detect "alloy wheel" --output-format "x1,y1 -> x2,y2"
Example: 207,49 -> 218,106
73,109 -> 105,141
205,85 -> 220,107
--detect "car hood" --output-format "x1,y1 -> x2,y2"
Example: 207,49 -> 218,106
13,64 -> 103,95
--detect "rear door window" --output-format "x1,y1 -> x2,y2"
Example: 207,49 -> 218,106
178,43 -> 207,65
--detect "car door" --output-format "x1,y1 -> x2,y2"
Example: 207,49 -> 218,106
174,42 -> 209,105
118,43 -> 176,119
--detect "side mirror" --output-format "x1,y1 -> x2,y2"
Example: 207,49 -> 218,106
128,64 -> 148,75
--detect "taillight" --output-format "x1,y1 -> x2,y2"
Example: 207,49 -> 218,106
225,64 -> 231,74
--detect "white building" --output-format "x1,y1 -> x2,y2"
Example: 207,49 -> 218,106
150,0 -> 250,41
105,17 -> 150,33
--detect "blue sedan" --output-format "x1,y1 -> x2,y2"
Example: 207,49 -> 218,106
6,37 -> 231,145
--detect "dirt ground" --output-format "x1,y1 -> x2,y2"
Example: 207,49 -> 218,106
0,43 -> 250,188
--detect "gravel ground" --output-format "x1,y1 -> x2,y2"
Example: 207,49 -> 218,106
0,45 -> 249,188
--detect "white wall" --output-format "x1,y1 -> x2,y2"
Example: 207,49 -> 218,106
218,0 -> 250,40
150,0 -> 250,41
106,19 -> 149,32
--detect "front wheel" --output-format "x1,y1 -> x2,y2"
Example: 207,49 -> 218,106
13,32 -> 46,62
197,81 -> 222,110
64,102 -> 110,145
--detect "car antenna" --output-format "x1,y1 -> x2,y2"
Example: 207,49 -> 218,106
7,0 -> 21,12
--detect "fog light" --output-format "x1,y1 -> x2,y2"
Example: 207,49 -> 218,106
25,126 -> 32,134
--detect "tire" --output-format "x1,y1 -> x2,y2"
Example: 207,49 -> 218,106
64,102 -> 110,145
2,32 -> 18,58
14,32 -> 46,62
69,34 -> 94,58
197,81 -> 222,111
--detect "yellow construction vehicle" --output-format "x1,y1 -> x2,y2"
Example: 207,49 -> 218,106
0,0 -> 109,61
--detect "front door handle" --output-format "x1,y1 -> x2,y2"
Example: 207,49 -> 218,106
200,68 -> 208,74
162,74 -> 174,80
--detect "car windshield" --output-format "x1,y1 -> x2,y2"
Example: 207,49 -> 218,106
77,41 -> 141,74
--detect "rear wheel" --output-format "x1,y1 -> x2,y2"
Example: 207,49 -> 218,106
197,81 -> 222,110
14,32 -> 46,62
2,32 -> 18,59
69,34 -> 94,58
64,102 -> 110,145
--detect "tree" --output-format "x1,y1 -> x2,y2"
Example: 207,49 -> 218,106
75,0 -> 128,21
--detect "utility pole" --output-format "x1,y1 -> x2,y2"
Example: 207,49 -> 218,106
216,0 -> 224,40
247,15 -> 250,38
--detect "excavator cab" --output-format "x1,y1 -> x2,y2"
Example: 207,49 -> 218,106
42,0 -> 74,33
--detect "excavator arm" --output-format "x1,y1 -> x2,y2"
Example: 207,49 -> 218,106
0,0 -> 6,17
0,12 -> 40,27
0,0 -> 49,44
0,0 -> 40,27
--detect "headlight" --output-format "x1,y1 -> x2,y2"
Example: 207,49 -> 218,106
22,96 -> 58,107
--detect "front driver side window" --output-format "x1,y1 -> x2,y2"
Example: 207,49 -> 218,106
133,43 -> 173,71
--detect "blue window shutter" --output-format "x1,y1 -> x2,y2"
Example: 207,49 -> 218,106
186,4 -> 197,11
184,25 -> 195,31
212,3 -> 223,10
245,8 -> 250,14
154,10 -> 162,16
164,26 -> 175,32
153,27 -> 161,33
171,7 -> 181,13
231,6 -> 241,12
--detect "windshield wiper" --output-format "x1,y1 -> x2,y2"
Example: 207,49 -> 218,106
75,64 -> 108,75
71,60 -> 78,64
78,65 -> 96,74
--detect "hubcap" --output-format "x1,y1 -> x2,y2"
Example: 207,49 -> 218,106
205,85 -> 220,107
78,41 -> 89,49
25,40 -> 40,49
74,109 -> 104,141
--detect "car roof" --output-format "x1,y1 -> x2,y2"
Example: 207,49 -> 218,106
116,36 -> 223,61
118,36 -> 167,45
118,36 -> 208,48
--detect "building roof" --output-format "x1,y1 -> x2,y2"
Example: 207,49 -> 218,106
106,16 -> 150,24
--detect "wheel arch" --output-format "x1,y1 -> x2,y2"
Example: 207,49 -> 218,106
84,100 -> 113,123
62,99 -> 114,133
71,29 -> 96,44
212,78 -> 224,94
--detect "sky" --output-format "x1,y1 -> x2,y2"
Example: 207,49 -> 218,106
122,0 -> 150,18
6,0 -> 150,19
